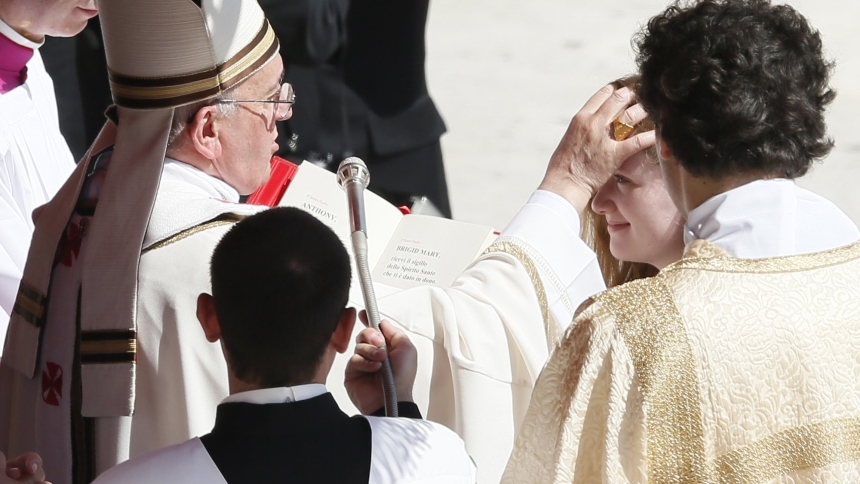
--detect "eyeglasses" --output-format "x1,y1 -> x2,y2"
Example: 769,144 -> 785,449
215,83 -> 295,120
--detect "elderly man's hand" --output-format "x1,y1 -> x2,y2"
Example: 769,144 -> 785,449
345,319 -> 418,415
540,85 -> 655,213
2,451 -> 50,484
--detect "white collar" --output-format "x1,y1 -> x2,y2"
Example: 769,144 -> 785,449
0,18 -> 43,50
685,178 -> 859,258
162,158 -> 240,203
221,384 -> 328,405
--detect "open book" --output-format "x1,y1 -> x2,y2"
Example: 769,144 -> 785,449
277,162 -> 497,305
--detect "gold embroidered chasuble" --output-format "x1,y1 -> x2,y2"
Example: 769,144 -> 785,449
502,240 -> 860,483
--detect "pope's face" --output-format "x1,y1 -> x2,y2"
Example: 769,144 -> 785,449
9,0 -> 98,40
214,56 -> 288,195
591,150 -> 685,269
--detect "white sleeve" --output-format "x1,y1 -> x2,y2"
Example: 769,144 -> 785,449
329,190 -> 607,483
498,190 -> 605,330
366,416 -> 476,484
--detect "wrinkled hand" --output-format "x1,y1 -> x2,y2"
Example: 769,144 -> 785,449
2,451 -> 50,484
540,85 -> 656,213
345,318 -> 417,415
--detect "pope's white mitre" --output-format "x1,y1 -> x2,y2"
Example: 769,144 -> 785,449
102,0 -> 278,108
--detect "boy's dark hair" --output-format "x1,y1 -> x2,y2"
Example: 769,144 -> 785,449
210,207 -> 351,388
635,0 -> 835,179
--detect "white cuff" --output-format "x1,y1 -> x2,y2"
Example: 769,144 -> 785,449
499,190 -> 605,330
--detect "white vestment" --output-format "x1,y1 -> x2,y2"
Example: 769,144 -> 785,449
92,384 -> 477,484
332,189 -> 605,483
0,21 -> 75,346
0,158 -> 262,483
503,179 -> 860,483
0,159 -> 604,484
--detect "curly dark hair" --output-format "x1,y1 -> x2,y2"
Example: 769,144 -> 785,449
634,0 -> 835,179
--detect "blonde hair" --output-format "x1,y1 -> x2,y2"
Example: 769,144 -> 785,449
582,75 -> 659,288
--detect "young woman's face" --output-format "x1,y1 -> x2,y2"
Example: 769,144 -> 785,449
591,151 -> 685,269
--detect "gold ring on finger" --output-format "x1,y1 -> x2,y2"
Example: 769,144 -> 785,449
611,119 -> 635,141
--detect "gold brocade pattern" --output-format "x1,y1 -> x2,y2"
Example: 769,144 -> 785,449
596,278 -> 715,483
483,241 -> 559,349
503,238 -> 860,483
716,417 -> 860,483
667,240 -> 860,274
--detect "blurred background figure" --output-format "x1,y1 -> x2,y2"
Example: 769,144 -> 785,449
41,18 -> 111,162
262,0 -> 452,217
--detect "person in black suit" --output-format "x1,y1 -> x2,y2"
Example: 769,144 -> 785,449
261,0 -> 452,217
92,207 -> 475,484
41,17 -> 112,162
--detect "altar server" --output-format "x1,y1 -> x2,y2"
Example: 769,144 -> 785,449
0,0 -> 94,349
503,1 -> 860,482
92,207 -> 475,484
0,1 -> 650,482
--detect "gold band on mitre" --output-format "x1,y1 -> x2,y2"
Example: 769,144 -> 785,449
612,118 -> 636,141
108,19 -> 279,109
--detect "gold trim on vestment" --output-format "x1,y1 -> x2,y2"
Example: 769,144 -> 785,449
483,241 -> 559,349
11,282 -> 47,327
79,329 -> 137,364
715,417 -> 860,483
667,240 -> 860,274
17,281 -> 46,303
142,217 -> 241,254
595,240 -> 860,482
596,278 -> 714,483
80,339 -> 137,356
13,293 -> 44,323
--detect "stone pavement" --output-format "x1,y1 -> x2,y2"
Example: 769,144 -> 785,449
426,0 -> 860,229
